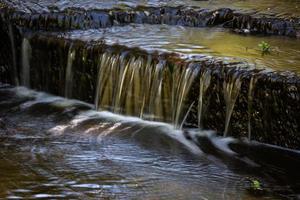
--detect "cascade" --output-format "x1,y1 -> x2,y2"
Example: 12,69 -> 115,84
65,46 -> 76,98
8,24 -> 19,85
21,38 -> 32,87
198,69 -> 212,129
172,63 -> 199,129
223,72 -> 242,136
94,52 -> 197,126
247,76 -> 257,140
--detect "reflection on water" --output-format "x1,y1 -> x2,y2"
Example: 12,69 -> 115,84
7,0 -> 300,18
59,24 -> 300,73
0,85 -> 299,199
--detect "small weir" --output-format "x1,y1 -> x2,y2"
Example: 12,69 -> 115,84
0,0 -> 300,199
0,23 -> 298,148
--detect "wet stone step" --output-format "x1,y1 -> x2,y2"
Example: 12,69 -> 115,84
1,1 -> 300,37
1,26 -> 298,149
2,0 -> 300,18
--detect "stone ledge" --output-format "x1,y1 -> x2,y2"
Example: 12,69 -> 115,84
1,2 -> 299,37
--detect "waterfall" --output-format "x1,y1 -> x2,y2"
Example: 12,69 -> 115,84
148,60 -> 165,120
223,72 -> 242,136
247,76 -> 257,140
172,63 -> 199,129
8,24 -> 19,85
21,38 -> 32,87
198,70 -> 212,129
94,52 -> 197,126
65,47 -> 76,98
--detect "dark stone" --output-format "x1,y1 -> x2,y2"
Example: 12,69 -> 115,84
1,1 -> 299,37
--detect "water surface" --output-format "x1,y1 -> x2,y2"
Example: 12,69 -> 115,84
0,85 -> 299,199
57,24 -> 300,73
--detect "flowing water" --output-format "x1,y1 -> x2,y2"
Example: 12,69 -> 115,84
223,72 -> 243,137
8,24 -> 19,86
94,51 -> 199,126
1,1 -> 300,199
1,84 -> 300,199
21,38 -> 31,88
57,24 -> 300,74
198,70 -> 211,129
65,47 -> 76,98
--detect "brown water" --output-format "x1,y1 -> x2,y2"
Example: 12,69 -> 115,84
0,85 -> 299,199
57,24 -> 300,73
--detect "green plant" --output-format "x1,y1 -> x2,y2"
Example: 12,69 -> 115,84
251,180 -> 262,190
258,41 -> 271,54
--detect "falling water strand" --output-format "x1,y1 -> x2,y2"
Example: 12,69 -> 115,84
8,24 -> 19,85
173,63 -> 199,129
65,47 -> 76,98
148,60 -> 165,120
113,52 -> 129,113
223,73 -> 242,137
94,53 -> 198,124
247,76 -> 256,140
21,38 -> 32,87
180,101 -> 195,130
95,52 -> 116,110
95,52 -> 111,110
124,56 -> 140,115
139,55 -> 153,118
198,70 -> 212,129
124,57 -> 144,116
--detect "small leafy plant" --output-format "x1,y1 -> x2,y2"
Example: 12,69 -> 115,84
251,180 -> 262,190
246,178 -> 265,196
258,41 -> 271,54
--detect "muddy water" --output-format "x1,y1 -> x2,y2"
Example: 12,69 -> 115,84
58,24 -> 300,73
0,85 -> 299,199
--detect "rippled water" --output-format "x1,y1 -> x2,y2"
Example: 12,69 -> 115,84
6,0 -> 300,17
0,84 -> 299,199
57,24 -> 300,73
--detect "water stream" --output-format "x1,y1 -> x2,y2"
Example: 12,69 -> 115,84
0,84 -> 299,199
8,24 -> 19,86
1,1 -> 300,198
65,47 -> 76,98
94,52 -> 198,126
21,37 -> 31,87
223,72 -> 243,137
59,25 -> 300,74
198,70 -> 212,129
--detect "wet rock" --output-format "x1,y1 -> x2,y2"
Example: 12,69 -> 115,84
0,2 -> 299,37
